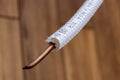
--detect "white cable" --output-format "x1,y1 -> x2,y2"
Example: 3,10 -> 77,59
46,0 -> 103,50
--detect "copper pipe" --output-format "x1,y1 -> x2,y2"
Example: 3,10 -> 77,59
23,43 -> 55,70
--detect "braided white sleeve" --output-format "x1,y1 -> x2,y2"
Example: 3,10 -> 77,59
46,0 -> 103,50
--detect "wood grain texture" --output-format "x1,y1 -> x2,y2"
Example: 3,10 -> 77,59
62,30 -> 101,80
0,0 -> 18,17
0,19 -> 23,80
0,0 -> 120,80
93,0 -> 120,80
20,0 -> 120,80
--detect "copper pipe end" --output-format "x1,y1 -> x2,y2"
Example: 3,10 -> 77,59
23,43 -> 55,70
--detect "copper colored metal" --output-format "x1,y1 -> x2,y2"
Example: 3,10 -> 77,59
23,43 -> 55,70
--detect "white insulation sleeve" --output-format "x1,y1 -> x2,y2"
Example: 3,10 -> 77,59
46,0 -> 103,50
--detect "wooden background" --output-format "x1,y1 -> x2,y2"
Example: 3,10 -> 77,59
0,0 -> 120,80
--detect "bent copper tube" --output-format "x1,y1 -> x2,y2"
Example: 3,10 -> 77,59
23,43 -> 55,70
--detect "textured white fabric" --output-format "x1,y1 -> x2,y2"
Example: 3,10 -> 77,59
46,0 -> 103,50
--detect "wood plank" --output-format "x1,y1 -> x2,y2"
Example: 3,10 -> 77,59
0,0 -> 18,17
0,19 -> 23,80
63,30 -> 101,80
85,30 -> 101,80
20,0 -> 65,80
93,0 -> 120,80
0,45 -> 3,80
19,0 -> 120,80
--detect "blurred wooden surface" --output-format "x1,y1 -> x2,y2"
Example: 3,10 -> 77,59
0,0 -> 120,80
